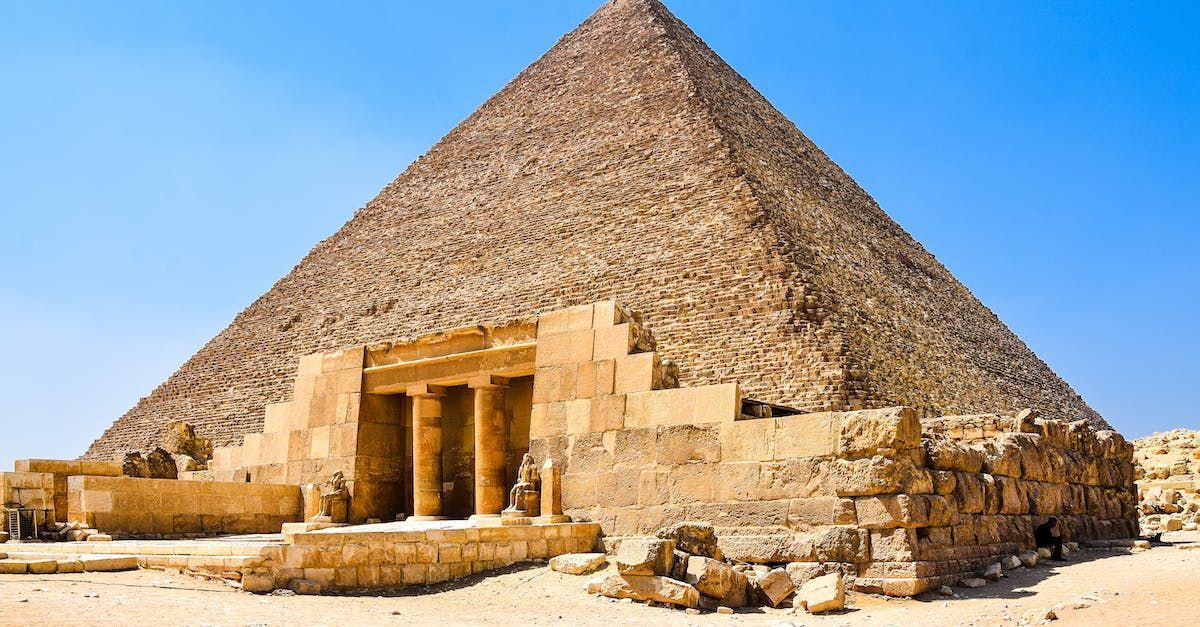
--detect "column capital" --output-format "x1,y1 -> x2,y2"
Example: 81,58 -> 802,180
406,383 -> 447,397
467,375 -> 510,390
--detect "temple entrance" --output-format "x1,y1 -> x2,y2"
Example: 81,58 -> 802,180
361,377 -> 532,521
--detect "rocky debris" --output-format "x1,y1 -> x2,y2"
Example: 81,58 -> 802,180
656,521 -> 723,560
598,574 -> 700,608
754,568 -> 795,608
960,578 -> 987,588
1018,550 -> 1039,568
1037,547 -> 1053,559
1134,429 -> 1200,534
550,553 -> 608,575
162,420 -> 213,463
146,447 -> 178,479
1001,555 -> 1022,570
981,562 -> 1003,581
121,452 -> 150,478
937,585 -> 954,596
798,572 -> 845,613
615,538 -> 675,576
594,536 -> 845,614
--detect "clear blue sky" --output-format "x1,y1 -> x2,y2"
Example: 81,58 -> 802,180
1,1 -> 1196,470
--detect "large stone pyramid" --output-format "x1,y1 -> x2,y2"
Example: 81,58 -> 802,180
84,0 -> 1103,459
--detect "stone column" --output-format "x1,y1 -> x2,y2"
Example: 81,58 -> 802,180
407,383 -> 447,520
469,375 -> 509,518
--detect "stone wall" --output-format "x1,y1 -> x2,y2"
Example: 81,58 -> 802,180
264,522 -> 600,592
67,475 -> 302,538
12,459 -> 123,523
85,0 -> 1103,462
1,472 -> 54,521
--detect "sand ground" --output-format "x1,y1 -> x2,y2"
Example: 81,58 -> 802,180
3,532 -> 1198,626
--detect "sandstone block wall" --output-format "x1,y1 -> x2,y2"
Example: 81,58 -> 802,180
1,472 -> 55,521
12,459 -> 123,523
531,395 -> 1135,596
264,522 -> 600,592
67,475 -> 302,538
85,0 -> 1103,463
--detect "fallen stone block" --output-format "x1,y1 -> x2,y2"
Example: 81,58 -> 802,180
1037,547 -> 1053,559
799,572 -> 844,613
87,534 -> 113,542
981,562 -> 1003,581
656,521 -> 722,560
1018,550 -> 1039,568
615,538 -> 675,576
684,556 -> 742,604
549,553 -> 607,575
1001,555 -> 1022,570
755,568 -> 795,607
599,574 -> 700,608
960,578 -> 987,588
585,577 -> 604,594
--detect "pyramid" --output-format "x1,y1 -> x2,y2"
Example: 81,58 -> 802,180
84,0 -> 1103,459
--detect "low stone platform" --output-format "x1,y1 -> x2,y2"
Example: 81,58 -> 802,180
0,551 -> 139,574
0,537 -> 280,575
269,519 -> 601,593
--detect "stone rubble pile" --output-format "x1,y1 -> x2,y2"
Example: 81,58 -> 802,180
571,522 -> 848,614
1133,429 -> 1200,533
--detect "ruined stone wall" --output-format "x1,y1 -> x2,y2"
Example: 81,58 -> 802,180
12,459 -> 123,522
85,0 -> 1104,462
533,393 -> 1134,596
66,475 -> 301,538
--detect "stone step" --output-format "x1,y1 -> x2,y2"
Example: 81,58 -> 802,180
1,552 -> 139,573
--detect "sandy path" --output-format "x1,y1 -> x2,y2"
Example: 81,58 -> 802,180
3,534 -> 1197,626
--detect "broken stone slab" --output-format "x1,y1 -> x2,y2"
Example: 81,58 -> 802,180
668,550 -> 689,580
585,577 -> 605,594
549,553 -> 608,575
656,521 -> 723,560
23,559 -> 58,575
1001,555 -> 1022,570
599,574 -> 700,608
981,562 -> 1003,581
1018,550 -> 1039,568
615,538 -> 675,576
960,578 -> 987,588
80,555 -> 138,572
1037,547 -> 1053,559
0,560 -> 29,574
799,572 -> 845,614
684,556 -> 743,604
755,568 -> 795,608
87,534 -> 113,542
55,560 -> 85,574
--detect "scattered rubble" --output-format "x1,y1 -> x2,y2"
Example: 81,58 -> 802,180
1134,429 -> 1200,534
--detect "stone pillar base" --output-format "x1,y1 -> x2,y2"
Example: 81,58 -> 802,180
535,515 -> 571,525
407,515 -> 448,522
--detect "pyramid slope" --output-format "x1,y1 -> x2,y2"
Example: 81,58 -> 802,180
85,0 -> 1102,459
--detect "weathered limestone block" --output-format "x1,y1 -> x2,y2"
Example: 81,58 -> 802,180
799,572 -> 845,613
599,574 -> 700,608
615,538 -> 675,576
837,407 -> 921,459
146,447 -> 178,479
549,553 -> 607,575
755,568 -> 795,607
979,440 -> 1022,478
787,496 -> 857,528
829,455 -> 932,497
1001,555 -> 1022,570
685,556 -> 743,601
855,494 -> 954,529
923,436 -> 985,473
656,521 -> 722,560
1018,550 -> 1039,568
121,452 -> 150,478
